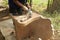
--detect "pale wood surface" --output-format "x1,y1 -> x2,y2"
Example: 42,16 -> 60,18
12,12 -> 53,40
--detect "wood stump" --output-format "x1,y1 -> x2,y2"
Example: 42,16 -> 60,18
11,13 -> 53,40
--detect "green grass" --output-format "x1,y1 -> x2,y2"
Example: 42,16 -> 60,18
32,0 -> 48,12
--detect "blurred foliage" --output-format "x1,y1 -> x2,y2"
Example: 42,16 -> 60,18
0,0 -> 8,7
32,0 -> 48,12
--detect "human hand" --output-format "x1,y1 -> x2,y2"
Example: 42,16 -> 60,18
22,6 -> 28,11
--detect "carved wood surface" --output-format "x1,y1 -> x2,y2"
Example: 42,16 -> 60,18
12,13 -> 53,40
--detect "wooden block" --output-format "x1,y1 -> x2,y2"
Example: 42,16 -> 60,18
11,13 -> 53,40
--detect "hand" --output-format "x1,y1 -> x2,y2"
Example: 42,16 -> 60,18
26,2 -> 31,9
22,6 -> 28,11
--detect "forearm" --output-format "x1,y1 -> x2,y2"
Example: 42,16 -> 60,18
13,0 -> 24,8
13,0 -> 29,11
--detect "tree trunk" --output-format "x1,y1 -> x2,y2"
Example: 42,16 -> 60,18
47,0 -> 60,13
30,0 -> 32,7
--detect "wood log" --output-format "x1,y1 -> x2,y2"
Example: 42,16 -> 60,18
11,12 -> 53,40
